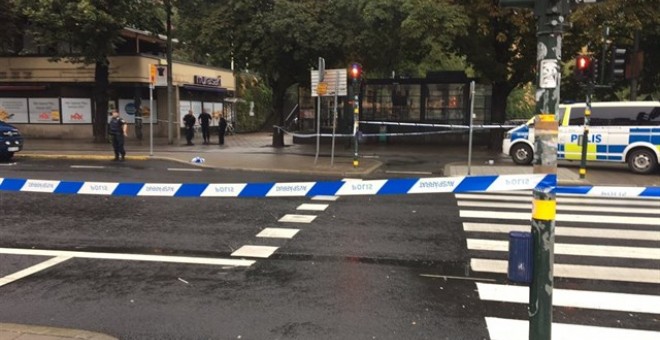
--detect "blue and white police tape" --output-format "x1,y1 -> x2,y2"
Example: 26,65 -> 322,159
0,174 -> 558,198
556,186 -> 660,198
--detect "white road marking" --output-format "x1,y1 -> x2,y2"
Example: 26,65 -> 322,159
477,282 -> 660,314
457,200 -> 660,214
278,214 -> 317,223
419,274 -> 496,282
459,210 -> 660,225
470,258 -> 660,284
0,247 -> 254,267
297,203 -> 329,211
0,256 -> 72,287
467,238 -> 660,260
256,228 -> 300,239
70,165 -> 106,169
311,195 -> 339,201
485,317 -> 660,340
167,168 -> 203,172
463,222 -> 660,241
231,245 -> 278,258
455,193 -> 660,206
385,170 -> 433,175
0,162 -> 16,166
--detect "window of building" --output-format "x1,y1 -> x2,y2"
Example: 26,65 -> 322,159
425,84 -> 464,123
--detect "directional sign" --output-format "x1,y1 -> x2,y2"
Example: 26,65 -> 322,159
311,69 -> 347,97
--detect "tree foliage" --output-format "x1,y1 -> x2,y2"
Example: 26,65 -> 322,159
17,0 -> 164,141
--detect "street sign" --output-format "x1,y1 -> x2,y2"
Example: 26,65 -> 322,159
155,65 -> 168,87
317,82 -> 328,96
311,69 -> 347,97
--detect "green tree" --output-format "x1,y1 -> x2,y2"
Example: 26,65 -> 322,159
20,0 -> 164,142
564,0 -> 660,101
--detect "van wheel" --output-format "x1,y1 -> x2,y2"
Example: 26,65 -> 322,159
511,144 -> 533,165
628,149 -> 658,174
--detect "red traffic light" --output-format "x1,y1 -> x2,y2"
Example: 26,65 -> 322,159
576,55 -> 590,71
350,63 -> 362,79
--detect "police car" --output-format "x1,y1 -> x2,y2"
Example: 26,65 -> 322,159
0,121 -> 23,161
502,101 -> 660,174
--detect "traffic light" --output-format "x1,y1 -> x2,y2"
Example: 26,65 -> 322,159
574,55 -> 593,82
350,63 -> 362,82
610,46 -> 627,80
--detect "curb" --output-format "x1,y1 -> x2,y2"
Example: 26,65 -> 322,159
0,323 -> 118,340
16,153 -> 150,161
151,155 -> 383,177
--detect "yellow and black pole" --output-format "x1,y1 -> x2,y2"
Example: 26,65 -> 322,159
499,0 -> 564,338
350,63 -> 362,168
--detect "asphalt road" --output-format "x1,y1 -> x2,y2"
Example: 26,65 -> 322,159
0,159 -> 658,339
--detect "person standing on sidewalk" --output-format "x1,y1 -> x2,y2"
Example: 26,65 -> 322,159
218,114 -> 228,145
198,109 -> 212,144
183,109 -> 196,145
108,110 -> 127,161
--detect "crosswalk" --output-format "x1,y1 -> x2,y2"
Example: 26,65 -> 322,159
456,191 -> 660,339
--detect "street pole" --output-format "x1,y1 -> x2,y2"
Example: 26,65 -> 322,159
530,1 -> 561,339
314,57 -> 325,165
467,81 -> 475,176
166,0 -> 174,145
149,83 -> 154,156
331,70 -> 339,167
579,84 -> 592,179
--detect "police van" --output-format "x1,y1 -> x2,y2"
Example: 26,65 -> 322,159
502,101 -> 660,174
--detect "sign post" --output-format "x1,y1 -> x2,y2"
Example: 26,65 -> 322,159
149,65 -> 156,156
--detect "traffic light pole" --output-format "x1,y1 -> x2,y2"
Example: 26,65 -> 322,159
530,1 -> 561,339
579,83 -> 593,179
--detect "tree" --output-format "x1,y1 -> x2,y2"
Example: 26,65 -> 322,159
564,0 -> 660,100
20,0 -> 164,142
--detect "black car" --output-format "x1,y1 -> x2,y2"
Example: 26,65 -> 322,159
0,121 -> 23,161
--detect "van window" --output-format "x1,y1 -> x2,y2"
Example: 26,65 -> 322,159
589,106 -> 659,126
568,107 -> 585,126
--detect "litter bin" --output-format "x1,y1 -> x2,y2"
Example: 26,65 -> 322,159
378,125 -> 387,143
507,231 -> 533,284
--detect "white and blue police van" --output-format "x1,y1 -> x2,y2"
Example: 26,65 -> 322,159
502,101 -> 660,174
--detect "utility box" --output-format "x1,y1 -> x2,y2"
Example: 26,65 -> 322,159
507,231 -> 533,284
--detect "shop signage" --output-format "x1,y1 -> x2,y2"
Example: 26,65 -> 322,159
194,75 -> 221,87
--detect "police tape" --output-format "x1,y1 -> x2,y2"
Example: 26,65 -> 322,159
555,186 -> 660,198
357,121 -> 518,129
0,174 -> 556,198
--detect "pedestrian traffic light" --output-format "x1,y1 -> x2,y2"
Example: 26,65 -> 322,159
610,46 -> 627,80
574,55 -> 593,82
350,63 -> 362,82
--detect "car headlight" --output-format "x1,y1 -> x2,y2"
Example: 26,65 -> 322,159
4,141 -> 10,145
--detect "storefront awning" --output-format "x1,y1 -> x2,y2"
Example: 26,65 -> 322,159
182,84 -> 227,94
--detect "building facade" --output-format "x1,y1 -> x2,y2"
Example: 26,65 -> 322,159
0,29 -> 235,139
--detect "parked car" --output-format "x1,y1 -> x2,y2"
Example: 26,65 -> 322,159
0,121 -> 23,161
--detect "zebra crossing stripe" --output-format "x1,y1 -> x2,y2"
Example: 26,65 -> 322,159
459,210 -> 660,225
477,282 -> 660,314
470,258 -> 660,284
467,238 -> 660,260
457,200 -> 660,214
485,317 -> 660,340
463,223 -> 660,241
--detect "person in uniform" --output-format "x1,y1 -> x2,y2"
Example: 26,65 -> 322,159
218,114 -> 228,146
198,109 -> 212,144
108,110 -> 127,161
183,110 -> 196,145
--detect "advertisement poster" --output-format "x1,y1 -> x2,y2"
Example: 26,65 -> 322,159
0,98 -> 29,123
179,100 -> 191,127
61,98 -> 92,124
118,99 -> 156,124
28,98 -> 60,124
212,102 -> 223,126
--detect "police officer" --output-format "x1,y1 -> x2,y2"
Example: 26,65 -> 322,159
183,109 -> 196,145
218,114 -> 228,145
198,109 -> 212,144
108,110 -> 127,161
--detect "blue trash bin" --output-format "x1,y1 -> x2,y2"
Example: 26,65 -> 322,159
507,231 -> 533,284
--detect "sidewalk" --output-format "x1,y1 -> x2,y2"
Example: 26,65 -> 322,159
0,323 -> 117,340
12,132 -> 660,186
